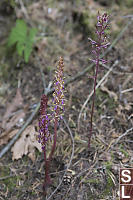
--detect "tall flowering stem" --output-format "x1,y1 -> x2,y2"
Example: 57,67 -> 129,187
38,57 -> 65,194
49,56 -> 65,160
38,94 -> 51,191
38,95 -> 50,151
88,12 -> 110,148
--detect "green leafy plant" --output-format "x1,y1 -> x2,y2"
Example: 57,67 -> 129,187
119,144 -> 129,157
8,19 -> 37,63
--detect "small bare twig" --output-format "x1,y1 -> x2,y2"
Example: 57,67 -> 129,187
16,0 -> 34,27
121,88 -> 133,94
78,60 -> 118,131
18,0 -> 30,21
36,57 -> 50,93
46,117 -> 74,200
112,127 -> 133,147
122,15 -> 133,19
101,63 -> 131,75
0,174 -> 16,181
39,65 -> 47,91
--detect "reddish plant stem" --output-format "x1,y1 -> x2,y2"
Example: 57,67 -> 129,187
49,118 -> 58,161
88,12 -> 110,148
43,151 -> 51,193
43,109 -> 59,192
88,53 -> 100,148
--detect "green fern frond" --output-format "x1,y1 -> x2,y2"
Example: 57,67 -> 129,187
8,20 -> 27,47
8,19 -> 37,63
24,28 -> 37,63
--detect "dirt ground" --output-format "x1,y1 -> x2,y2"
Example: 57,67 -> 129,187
0,0 -> 133,200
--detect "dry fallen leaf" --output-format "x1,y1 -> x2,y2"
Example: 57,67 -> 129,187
11,124 -> 42,162
2,88 -> 23,125
100,85 -> 118,102
47,8 -> 59,21
116,104 -> 132,123
99,152 -> 112,162
111,132 -> 120,138
122,157 -> 130,164
1,88 -> 25,133
28,1 -> 47,24
3,111 -> 25,133
0,129 -> 19,146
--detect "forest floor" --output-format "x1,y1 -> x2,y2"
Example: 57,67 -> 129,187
0,0 -> 133,199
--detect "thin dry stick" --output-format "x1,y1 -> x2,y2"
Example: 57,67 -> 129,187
0,20 -> 131,159
18,0 -> 30,20
18,0 -> 34,27
101,63 -> 128,75
112,127 -> 133,147
0,174 -> 16,181
121,88 -> 133,93
78,60 -> 118,130
46,117 -> 74,200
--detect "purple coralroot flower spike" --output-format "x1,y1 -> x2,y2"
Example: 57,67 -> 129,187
38,57 -> 65,195
88,12 -> 110,148
48,56 -> 65,163
38,94 -> 50,150
88,12 -> 110,64
52,56 -> 65,121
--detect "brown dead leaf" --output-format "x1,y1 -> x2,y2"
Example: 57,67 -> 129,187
116,104 -> 132,123
124,103 -> 132,111
3,111 -> 25,133
122,157 -> 130,164
0,129 -> 18,146
47,8 -> 59,21
100,85 -> 118,102
111,132 -> 120,138
2,88 -> 25,132
116,104 -> 123,116
36,38 -> 48,57
2,88 -> 23,123
28,1 -> 47,24
99,152 -> 112,162
11,125 -> 42,162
